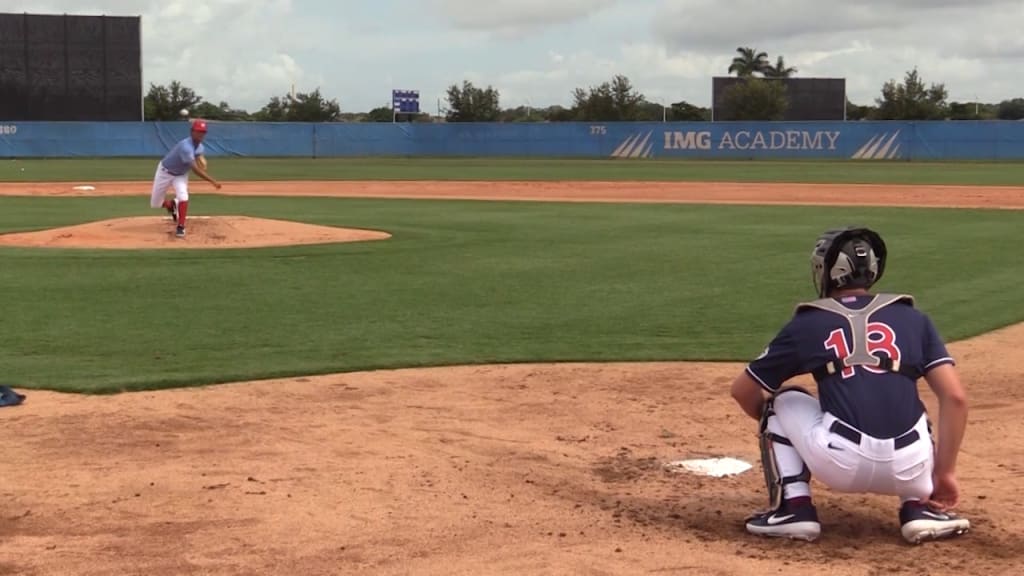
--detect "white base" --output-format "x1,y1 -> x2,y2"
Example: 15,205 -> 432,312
664,457 -> 753,477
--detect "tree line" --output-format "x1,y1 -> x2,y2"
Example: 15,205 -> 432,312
145,81 -> 341,122
146,46 -> 1024,123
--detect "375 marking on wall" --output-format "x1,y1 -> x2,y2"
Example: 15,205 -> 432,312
0,125 -> 17,135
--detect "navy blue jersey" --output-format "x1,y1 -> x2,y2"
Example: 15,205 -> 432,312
746,294 -> 954,438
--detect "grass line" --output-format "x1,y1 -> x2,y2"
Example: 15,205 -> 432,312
2,195 -> 1022,393
3,157 -> 1024,185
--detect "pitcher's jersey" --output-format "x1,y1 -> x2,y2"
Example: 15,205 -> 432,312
745,294 -> 955,438
160,137 -> 204,176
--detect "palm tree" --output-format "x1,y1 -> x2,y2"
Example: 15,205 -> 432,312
728,47 -> 770,77
764,55 -> 798,78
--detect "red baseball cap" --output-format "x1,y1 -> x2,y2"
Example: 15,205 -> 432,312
191,120 -> 208,133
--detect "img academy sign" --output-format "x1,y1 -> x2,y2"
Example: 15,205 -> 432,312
666,130 -> 839,152
608,128 -> 902,160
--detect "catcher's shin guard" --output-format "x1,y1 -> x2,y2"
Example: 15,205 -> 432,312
759,396 -> 811,510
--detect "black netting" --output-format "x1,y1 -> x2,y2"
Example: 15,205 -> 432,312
0,14 -> 28,119
0,13 -> 141,120
25,15 -> 67,120
712,77 -> 848,121
103,16 -> 142,120
67,16 -> 105,120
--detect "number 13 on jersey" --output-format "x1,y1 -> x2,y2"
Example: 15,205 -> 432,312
824,322 -> 901,378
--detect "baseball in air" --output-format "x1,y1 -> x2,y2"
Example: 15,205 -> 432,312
179,108 -> 189,117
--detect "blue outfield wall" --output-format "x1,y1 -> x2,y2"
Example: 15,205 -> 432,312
1,120 -> 1023,160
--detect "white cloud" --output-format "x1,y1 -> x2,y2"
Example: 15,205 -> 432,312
139,1 -> 313,108
435,0 -> 622,34
490,43 -> 721,108
651,0 -> 1024,105
653,0 -> 1019,51
654,0 -> 889,51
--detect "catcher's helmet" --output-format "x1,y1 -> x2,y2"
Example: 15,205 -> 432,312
810,226 -> 887,298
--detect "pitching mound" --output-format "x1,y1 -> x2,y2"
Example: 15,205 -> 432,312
0,215 -> 391,249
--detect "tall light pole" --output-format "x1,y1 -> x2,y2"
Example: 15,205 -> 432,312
654,97 -> 668,122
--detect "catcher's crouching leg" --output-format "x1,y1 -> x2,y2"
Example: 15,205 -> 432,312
759,391 -> 812,511
745,388 -> 820,541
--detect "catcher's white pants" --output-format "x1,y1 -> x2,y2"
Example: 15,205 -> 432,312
770,389 -> 935,502
149,162 -> 190,208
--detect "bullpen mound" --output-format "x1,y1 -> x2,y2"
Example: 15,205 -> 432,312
0,215 -> 391,249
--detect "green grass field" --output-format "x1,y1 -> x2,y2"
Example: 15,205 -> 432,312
3,156 -> 1024,185
2,174 -> 1023,393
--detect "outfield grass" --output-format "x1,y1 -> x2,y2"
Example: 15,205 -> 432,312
2,157 -> 1024,185
2,195 -> 1022,393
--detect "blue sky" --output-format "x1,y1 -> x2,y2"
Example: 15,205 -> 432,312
10,0 -> 1024,114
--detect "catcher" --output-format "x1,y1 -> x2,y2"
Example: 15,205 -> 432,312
149,119 -> 221,238
730,226 -> 970,544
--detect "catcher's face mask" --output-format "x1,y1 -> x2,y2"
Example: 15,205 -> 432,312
810,227 -> 887,298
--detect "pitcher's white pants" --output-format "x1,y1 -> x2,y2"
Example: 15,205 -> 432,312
149,162 -> 190,208
769,388 -> 935,502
